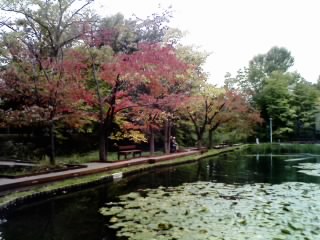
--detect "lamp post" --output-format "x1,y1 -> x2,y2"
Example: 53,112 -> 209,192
270,117 -> 273,144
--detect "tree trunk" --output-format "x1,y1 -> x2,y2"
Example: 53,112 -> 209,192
104,75 -> 119,161
196,132 -> 203,149
164,119 -> 168,153
91,54 -> 107,162
197,139 -> 203,149
104,114 -> 114,162
99,121 -> 106,162
168,120 -> 172,152
105,122 -> 112,162
208,129 -> 214,149
49,121 -> 55,165
149,126 -> 155,156
164,119 -> 171,154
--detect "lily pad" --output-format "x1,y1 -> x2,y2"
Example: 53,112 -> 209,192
100,182 -> 320,240
294,163 -> 320,177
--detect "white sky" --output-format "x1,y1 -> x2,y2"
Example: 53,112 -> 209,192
93,0 -> 320,86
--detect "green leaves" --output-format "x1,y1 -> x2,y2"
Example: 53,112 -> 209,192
229,46 -> 320,140
101,182 -> 320,240
257,72 -> 320,139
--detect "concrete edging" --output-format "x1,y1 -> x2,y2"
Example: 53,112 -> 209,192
0,147 -> 242,212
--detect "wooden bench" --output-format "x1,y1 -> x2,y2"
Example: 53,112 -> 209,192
118,145 -> 142,160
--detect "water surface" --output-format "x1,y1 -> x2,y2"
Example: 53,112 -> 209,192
1,149 -> 320,240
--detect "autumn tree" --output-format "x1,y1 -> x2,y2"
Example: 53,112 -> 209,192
134,92 -> 188,155
181,84 -> 261,148
78,11 -> 192,160
97,11 -> 186,152
132,96 -> 169,155
181,85 -> 224,147
0,0 -> 94,164
0,49 -> 90,164
76,40 -> 189,161
88,8 -> 175,54
207,90 -> 262,148
154,45 -> 208,153
152,45 -> 210,150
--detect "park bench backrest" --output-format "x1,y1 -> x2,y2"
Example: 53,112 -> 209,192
118,145 -> 137,151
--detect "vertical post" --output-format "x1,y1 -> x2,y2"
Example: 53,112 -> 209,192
270,117 -> 273,144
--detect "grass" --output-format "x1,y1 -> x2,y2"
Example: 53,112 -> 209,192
0,146 -> 244,209
55,150 -> 164,165
0,165 -> 34,177
2,151 -> 164,176
246,143 -> 320,154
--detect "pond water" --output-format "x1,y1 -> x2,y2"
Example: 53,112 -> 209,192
1,147 -> 320,240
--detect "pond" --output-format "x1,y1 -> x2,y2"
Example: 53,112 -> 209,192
1,145 -> 320,240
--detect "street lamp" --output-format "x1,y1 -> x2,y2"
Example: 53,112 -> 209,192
270,117 -> 273,144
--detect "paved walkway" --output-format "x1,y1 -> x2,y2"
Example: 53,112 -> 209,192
0,161 -> 35,166
0,150 -> 200,192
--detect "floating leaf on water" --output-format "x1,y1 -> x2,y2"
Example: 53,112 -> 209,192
157,223 -> 173,230
281,228 -> 291,234
288,222 -> 303,231
109,216 -> 118,223
272,236 -> 286,240
294,163 -> 320,177
100,182 -> 320,240
100,206 -> 123,216
120,192 -> 141,200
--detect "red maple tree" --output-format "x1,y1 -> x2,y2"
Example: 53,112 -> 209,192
181,86 -> 262,148
0,49 -> 91,164
79,42 -> 190,161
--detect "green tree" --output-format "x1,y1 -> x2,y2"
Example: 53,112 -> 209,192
227,47 -> 304,141
264,47 -> 294,75
0,0 -> 94,59
258,71 -> 297,139
292,80 -> 320,138
228,46 -> 295,99
248,47 -> 294,92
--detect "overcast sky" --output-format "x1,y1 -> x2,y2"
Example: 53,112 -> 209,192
94,0 -> 320,86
